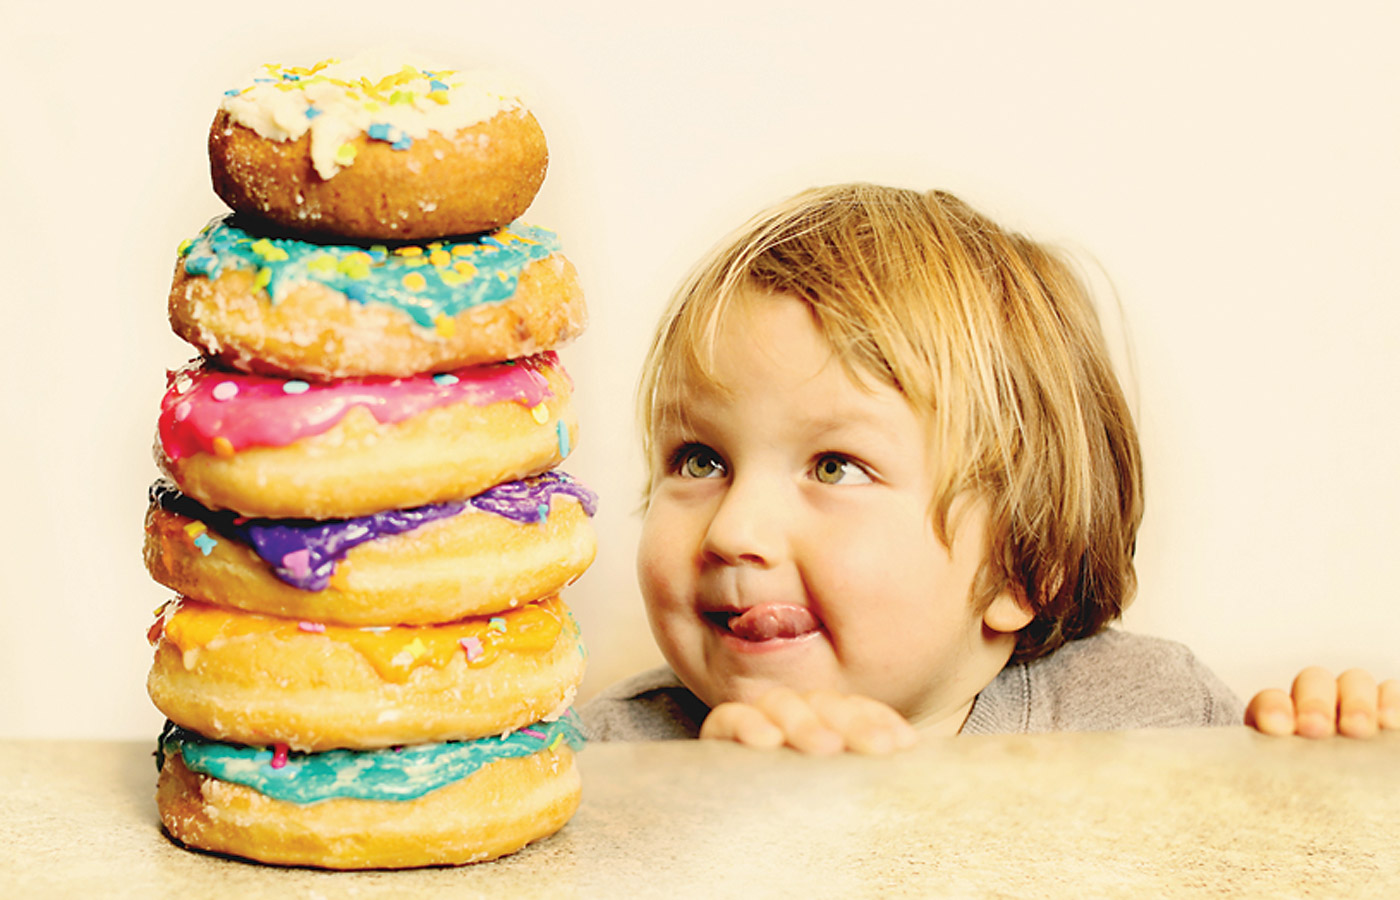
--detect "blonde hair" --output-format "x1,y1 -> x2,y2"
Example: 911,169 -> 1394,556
638,183 -> 1143,662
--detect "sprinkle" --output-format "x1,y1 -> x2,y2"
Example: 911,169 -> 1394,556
489,617 -> 507,634
429,79 -> 450,92
394,245 -> 424,257
434,315 -> 456,338
389,90 -> 415,105
250,238 -> 288,262
281,549 -> 312,579
433,373 -> 459,386
391,134 -> 413,151
173,400 -> 192,422
177,238 -> 193,256
405,637 -> 427,659
193,533 -> 218,556
451,244 -> 476,256
338,252 -> 372,279
369,245 -> 389,262
459,636 -> 484,662
536,503 -> 550,523
335,143 -> 357,166
361,625 -> 391,634
548,733 -> 565,752
182,521 -> 208,538
556,420 -> 571,457
211,381 -> 238,401
520,727 -> 546,740
429,249 -> 451,268
270,744 -> 289,769
254,267 -> 272,291
305,105 -> 323,120
529,403 -> 549,424
212,436 -> 235,458
297,621 -> 326,633
402,272 -> 427,292
306,253 -> 337,276
367,123 -> 393,142
283,380 -> 310,394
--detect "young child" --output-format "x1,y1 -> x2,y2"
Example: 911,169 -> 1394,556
580,183 -> 1397,753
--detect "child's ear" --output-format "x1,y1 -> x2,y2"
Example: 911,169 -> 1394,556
983,589 -> 1034,634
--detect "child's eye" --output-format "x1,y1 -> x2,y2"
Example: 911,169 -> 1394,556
811,454 -> 872,485
673,444 -> 727,479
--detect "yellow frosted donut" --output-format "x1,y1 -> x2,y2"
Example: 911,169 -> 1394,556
154,353 -> 577,519
168,216 -> 587,380
144,473 -> 598,625
156,714 -> 583,869
209,58 -> 547,240
146,594 -> 586,752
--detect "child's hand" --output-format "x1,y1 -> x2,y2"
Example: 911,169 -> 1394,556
1245,667 -> 1400,738
698,687 -> 918,755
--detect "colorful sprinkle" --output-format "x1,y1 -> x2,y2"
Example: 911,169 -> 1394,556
281,548 -> 312,580
211,381 -> 239,401
270,744 -> 290,769
283,380 -> 310,395
298,621 -> 327,633
488,617 -> 507,634
192,533 -> 218,556
556,420 -> 571,457
402,272 -> 427,292
211,436 -> 236,458
520,727 -> 546,740
459,636 -> 484,662
335,143 -> 357,166
434,315 -> 456,338
432,373 -> 459,386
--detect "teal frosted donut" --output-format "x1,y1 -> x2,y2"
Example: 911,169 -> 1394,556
169,216 -> 587,379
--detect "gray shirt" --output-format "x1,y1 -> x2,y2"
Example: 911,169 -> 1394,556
579,629 -> 1244,741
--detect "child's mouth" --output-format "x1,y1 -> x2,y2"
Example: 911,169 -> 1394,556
707,604 -> 821,642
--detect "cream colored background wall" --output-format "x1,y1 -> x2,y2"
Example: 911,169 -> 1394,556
2,1 -> 1395,740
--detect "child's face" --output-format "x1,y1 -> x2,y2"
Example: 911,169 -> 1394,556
637,293 -> 1024,729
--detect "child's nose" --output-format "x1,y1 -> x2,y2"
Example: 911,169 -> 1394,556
700,474 -> 786,567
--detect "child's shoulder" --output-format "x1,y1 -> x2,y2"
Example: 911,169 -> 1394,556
578,666 -> 709,742
964,629 -> 1244,734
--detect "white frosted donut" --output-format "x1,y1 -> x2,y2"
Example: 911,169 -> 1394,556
209,57 -> 548,240
155,353 -> 577,520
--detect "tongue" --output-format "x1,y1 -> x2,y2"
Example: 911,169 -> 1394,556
728,604 -> 820,641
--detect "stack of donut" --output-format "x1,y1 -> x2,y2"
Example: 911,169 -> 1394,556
142,56 -> 595,869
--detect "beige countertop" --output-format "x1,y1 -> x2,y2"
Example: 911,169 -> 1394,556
3,729 -> 1397,898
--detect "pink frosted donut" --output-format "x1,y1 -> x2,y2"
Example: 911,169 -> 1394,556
155,352 -> 577,519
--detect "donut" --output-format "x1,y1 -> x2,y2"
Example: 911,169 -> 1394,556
156,714 -> 583,868
147,594 -> 586,752
169,215 -> 587,380
155,352 -> 577,519
209,57 -> 547,240
144,472 -> 598,626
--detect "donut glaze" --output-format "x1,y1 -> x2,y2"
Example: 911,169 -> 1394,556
155,353 -> 577,519
170,216 -> 587,379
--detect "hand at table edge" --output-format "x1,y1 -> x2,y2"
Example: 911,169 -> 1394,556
1245,667 -> 1400,738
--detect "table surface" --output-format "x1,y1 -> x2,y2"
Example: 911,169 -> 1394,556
3,728 -> 1397,898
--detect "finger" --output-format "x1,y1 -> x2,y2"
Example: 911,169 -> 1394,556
1291,666 -> 1338,739
1244,688 -> 1296,736
754,687 -> 843,755
1336,669 -> 1379,738
1379,680 -> 1400,731
805,692 -> 917,755
699,702 -> 784,749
